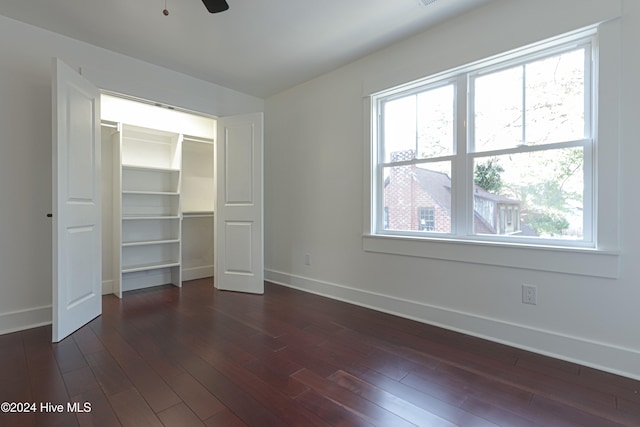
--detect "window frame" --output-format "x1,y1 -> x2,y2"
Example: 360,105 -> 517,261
466,41 -> 595,245
363,24 -> 621,279
375,31 -> 593,246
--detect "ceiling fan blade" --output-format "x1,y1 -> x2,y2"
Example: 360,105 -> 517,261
202,0 -> 229,13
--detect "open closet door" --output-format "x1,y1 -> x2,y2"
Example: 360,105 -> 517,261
52,58 -> 102,342
215,113 -> 264,294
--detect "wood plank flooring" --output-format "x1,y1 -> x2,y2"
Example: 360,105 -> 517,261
0,279 -> 638,426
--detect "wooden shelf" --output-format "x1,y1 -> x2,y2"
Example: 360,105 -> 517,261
183,211 -> 214,218
122,239 -> 180,247
122,215 -> 180,220
122,261 -> 181,274
123,190 -> 179,196
122,164 -> 179,173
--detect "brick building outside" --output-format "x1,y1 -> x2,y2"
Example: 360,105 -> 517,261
384,150 -> 530,235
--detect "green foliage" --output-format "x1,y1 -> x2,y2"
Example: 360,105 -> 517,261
474,158 -> 504,193
519,181 -> 572,237
522,181 -> 576,214
516,148 -> 583,236
474,154 -> 581,237
526,212 -> 570,236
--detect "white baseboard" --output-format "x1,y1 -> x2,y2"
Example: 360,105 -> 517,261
0,305 -> 52,335
182,266 -> 214,282
102,279 -> 114,295
103,268 -> 213,295
265,269 -> 640,381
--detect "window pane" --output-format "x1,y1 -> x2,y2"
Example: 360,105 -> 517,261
525,49 -> 585,144
383,96 -> 416,163
417,84 -> 454,158
383,85 -> 455,163
474,66 -> 523,151
474,48 -> 586,152
383,161 -> 451,233
472,147 -> 584,239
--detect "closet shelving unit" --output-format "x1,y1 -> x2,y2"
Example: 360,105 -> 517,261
114,125 -> 183,293
104,93 -> 217,297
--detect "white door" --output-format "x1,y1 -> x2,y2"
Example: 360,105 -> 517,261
52,58 -> 102,342
215,113 -> 264,294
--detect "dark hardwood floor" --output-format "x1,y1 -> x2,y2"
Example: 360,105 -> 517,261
1,279 -> 638,426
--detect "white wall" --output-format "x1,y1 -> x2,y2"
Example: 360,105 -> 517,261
0,15 -> 263,334
264,0 -> 640,379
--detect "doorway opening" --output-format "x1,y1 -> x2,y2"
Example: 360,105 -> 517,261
53,58 -> 263,342
100,93 -> 216,297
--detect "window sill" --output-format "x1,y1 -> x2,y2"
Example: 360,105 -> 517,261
363,234 -> 620,279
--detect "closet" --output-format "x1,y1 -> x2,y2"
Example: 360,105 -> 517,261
102,95 -> 216,296
53,62 -> 263,341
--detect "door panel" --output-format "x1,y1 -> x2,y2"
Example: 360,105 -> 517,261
216,113 -> 263,294
52,58 -> 102,342
224,221 -> 253,274
225,125 -> 254,203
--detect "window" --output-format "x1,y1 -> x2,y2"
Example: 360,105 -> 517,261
372,29 -> 596,247
418,207 -> 435,231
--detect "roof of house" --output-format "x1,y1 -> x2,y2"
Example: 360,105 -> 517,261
412,167 -> 521,208
384,164 -> 532,235
413,168 -> 454,213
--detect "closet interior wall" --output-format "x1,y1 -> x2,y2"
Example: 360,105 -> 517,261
182,137 -> 215,282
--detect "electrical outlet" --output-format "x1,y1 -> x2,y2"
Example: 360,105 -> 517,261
304,253 -> 311,266
522,284 -> 537,305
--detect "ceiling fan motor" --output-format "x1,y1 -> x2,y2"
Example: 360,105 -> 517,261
202,0 -> 229,13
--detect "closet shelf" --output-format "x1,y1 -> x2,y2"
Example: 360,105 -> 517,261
123,190 -> 179,196
183,211 -> 214,218
122,261 -> 181,274
122,164 -> 179,173
122,215 -> 180,220
122,239 -> 180,247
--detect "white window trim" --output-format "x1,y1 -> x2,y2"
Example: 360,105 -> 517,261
362,23 -> 621,279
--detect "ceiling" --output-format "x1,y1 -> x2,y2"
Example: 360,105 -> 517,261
0,0 -> 491,98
